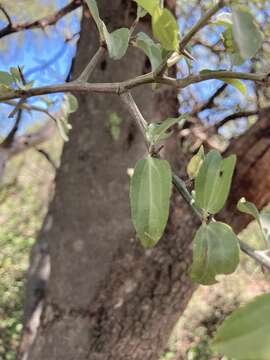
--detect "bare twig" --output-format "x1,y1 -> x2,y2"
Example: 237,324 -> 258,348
1,108 -> 23,148
216,110 -> 259,129
180,0 -> 226,50
36,148 -> 57,170
77,46 -> 106,82
120,91 -> 148,134
0,0 -> 82,39
0,4 -> 12,27
192,84 -> 227,116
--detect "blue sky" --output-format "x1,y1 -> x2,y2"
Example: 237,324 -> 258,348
0,1 -> 268,138
0,0 -> 81,135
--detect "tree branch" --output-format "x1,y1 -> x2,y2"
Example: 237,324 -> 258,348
0,70 -> 269,103
0,0 -> 82,39
191,83 -> 227,116
1,108 -> 23,148
77,46 -> 106,82
163,71 -> 269,88
180,0 -> 227,50
216,109 -> 259,129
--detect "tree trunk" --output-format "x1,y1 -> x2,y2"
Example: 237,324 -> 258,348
22,3 -> 270,360
23,3 -> 198,360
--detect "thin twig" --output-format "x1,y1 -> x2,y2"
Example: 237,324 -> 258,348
0,0 -> 81,39
36,148 -> 57,170
0,5 -> 12,27
1,108 -> 23,148
77,46 -> 106,82
180,0 -> 226,50
120,91 -> 148,134
216,110 -> 259,129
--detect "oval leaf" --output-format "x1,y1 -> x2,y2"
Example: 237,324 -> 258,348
212,293 -> 270,360
130,157 -> 172,248
67,94 -> 79,113
133,0 -> 159,16
195,150 -> 236,214
187,145 -> 205,180
103,27 -> 130,60
85,0 -> 105,40
135,32 -> 163,71
232,6 -> 263,61
152,8 -> 179,51
191,221 -> 240,285
0,71 -> 13,87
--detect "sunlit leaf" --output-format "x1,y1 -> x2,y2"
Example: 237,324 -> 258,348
152,8 -> 179,51
130,157 -> 172,248
0,71 -> 13,87
221,78 -> 247,96
67,94 -> 79,113
191,221 -> 240,285
212,293 -> 270,360
187,145 -> 205,180
133,0 -> 159,16
195,150 -> 236,214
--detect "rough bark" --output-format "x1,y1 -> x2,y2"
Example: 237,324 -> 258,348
23,2 -> 198,360
21,3 -> 270,360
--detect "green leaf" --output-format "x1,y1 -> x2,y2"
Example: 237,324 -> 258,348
212,293 -> 270,360
237,197 -> 268,246
191,221 -> 240,285
0,71 -> 13,87
195,150 -> 236,214
152,8 -> 179,51
133,0 -> 159,16
130,157 -> 172,248
221,26 -> 244,65
86,0 -> 129,59
66,94 -> 79,113
237,197 -> 261,228
56,117 -> 72,142
85,0 -> 105,40
187,145 -> 205,180
10,67 -> 21,84
232,6 -> 263,61
145,114 -> 186,146
103,26 -> 130,60
135,32 -> 163,71
137,5 -> 147,19
221,78 -> 247,96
